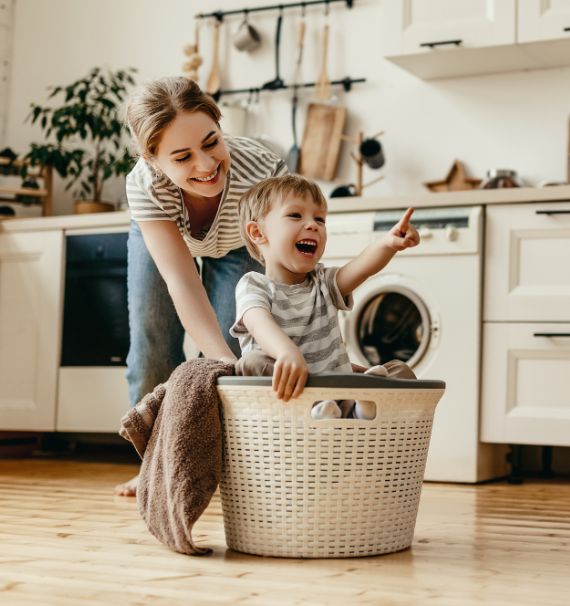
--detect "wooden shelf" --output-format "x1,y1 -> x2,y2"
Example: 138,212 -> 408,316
0,157 -> 53,216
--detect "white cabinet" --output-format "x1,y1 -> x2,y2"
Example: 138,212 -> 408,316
383,0 -> 515,56
0,230 -> 64,430
481,323 -> 570,446
518,0 -> 570,42
481,202 -> 570,447
484,202 -> 570,322
383,0 -> 570,79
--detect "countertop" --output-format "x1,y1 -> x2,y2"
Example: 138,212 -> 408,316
2,185 -> 570,233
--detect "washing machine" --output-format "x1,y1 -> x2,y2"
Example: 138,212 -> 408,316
324,205 -> 506,482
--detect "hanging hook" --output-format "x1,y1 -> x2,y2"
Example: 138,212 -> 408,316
325,0 -> 330,17
301,2 -> 306,18
213,10 -> 224,23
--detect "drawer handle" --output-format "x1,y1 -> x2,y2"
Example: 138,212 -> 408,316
535,209 -> 570,215
533,332 -> 570,338
419,39 -> 462,49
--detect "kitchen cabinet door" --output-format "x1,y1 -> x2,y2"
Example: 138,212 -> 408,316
484,202 -> 570,322
518,0 -> 570,43
481,322 -> 570,446
383,0 -> 516,56
0,230 -> 64,430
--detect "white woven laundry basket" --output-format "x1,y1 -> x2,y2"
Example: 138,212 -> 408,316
217,374 -> 445,559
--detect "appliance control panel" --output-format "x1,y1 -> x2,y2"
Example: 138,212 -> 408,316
325,206 -> 482,258
372,206 -> 482,256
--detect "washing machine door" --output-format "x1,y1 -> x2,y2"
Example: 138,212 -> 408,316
345,275 -> 436,369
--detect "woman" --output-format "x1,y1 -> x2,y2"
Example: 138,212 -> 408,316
115,77 -> 287,496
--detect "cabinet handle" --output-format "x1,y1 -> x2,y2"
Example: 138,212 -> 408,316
419,39 -> 462,49
533,333 -> 570,338
535,209 -> 570,215
564,27 -> 570,32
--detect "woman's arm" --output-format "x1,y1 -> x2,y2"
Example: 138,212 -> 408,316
336,208 -> 420,297
242,307 -> 308,401
138,220 -> 236,361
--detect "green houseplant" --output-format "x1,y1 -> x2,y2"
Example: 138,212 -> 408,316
23,67 -> 137,213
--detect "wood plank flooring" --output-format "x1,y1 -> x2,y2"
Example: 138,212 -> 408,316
0,459 -> 568,605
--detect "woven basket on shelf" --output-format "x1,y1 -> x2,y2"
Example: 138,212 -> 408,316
217,374 -> 445,559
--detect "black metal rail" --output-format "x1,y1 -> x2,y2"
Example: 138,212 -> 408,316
214,76 -> 365,99
197,0 -> 353,21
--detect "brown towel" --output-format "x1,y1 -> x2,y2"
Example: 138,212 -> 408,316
132,358 -> 234,556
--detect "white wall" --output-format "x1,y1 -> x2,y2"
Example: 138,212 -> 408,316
6,0 -> 570,215
0,0 -> 14,146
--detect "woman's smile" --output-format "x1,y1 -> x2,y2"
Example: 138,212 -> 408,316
190,163 -> 221,184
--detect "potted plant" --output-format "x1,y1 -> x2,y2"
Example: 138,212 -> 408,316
22,67 -> 137,213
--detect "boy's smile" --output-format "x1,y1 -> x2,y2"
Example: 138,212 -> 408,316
254,194 -> 327,284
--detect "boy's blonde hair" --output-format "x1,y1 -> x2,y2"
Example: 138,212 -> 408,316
238,174 -> 328,265
126,77 -> 221,159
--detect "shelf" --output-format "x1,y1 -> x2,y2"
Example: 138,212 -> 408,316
0,157 -> 53,216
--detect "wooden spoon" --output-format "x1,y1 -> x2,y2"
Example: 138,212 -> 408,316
314,20 -> 331,102
206,20 -> 221,96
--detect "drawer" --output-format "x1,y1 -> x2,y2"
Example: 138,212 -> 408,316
481,322 -> 570,446
484,201 -> 570,321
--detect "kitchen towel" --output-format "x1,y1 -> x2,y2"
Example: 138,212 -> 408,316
121,358 -> 235,556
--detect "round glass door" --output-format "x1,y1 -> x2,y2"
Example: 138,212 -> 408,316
355,286 -> 431,368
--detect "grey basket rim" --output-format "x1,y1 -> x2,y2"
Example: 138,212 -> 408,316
218,373 -> 446,390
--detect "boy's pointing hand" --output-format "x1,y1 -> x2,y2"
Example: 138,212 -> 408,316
387,207 -> 420,251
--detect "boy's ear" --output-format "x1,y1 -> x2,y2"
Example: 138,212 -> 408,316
246,221 -> 267,245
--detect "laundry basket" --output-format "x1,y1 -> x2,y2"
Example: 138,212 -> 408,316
217,374 -> 445,558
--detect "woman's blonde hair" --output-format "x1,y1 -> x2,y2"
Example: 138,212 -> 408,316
238,174 -> 328,265
126,77 -> 221,159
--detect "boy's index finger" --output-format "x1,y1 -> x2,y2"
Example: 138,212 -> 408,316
396,207 -> 415,235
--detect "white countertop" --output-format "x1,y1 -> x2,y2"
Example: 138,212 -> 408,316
2,185 -> 570,232
327,184 -> 570,213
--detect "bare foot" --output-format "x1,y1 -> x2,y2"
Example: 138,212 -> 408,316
114,473 -> 139,497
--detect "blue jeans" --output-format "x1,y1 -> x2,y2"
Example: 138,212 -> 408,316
125,220 -> 262,406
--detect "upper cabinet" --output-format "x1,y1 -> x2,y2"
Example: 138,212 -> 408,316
383,0 -> 570,79
383,0 -> 516,56
518,0 -> 570,42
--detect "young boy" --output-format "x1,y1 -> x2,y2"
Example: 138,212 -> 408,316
230,174 -> 420,417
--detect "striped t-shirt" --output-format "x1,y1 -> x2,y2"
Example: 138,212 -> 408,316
126,135 -> 287,259
230,264 -> 353,374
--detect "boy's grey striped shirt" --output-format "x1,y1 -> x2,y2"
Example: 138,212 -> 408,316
230,265 -> 353,374
126,135 -> 287,259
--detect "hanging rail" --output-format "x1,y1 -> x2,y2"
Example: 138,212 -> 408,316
197,0 -> 353,21
214,76 -> 365,99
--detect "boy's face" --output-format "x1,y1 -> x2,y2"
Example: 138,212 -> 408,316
251,193 -> 327,284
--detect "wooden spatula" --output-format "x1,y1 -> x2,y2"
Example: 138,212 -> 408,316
206,21 -> 221,96
314,20 -> 331,102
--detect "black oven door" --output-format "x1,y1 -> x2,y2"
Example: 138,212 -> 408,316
61,232 -> 129,366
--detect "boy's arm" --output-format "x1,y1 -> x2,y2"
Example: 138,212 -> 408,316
336,207 -> 420,297
241,307 -> 309,402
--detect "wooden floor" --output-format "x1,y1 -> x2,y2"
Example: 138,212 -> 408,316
0,460 -> 569,606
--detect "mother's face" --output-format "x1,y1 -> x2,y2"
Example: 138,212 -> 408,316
153,110 -> 230,201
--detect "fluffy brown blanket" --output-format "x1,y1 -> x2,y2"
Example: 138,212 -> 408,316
121,358 -> 234,556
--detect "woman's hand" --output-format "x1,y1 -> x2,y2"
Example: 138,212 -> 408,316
272,345 -> 309,402
385,207 -> 420,252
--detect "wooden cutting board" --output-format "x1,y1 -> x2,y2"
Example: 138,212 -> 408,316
299,103 -> 346,181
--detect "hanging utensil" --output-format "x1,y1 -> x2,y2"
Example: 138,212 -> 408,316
261,12 -> 284,90
182,19 -> 203,82
286,14 -> 306,172
206,20 -> 221,96
314,8 -> 332,102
